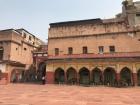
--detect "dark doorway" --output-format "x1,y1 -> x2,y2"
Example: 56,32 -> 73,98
120,67 -> 132,86
55,68 -> 65,84
37,62 -> 46,81
66,67 -> 77,84
92,68 -> 102,85
79,67 -> 90,85
104,67 -> 116,86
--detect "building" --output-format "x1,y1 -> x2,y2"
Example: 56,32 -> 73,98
0,28 -> 44,84
46,0 -> 140,86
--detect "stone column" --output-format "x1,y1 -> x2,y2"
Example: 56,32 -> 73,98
116,73 -> 120,82
77,72 -> 79,85
132,64 -> 138,86
101,71 -> 104,85
64,71 -> 67,84
116,64 -> 120,86
132,73 -> 138,86
46,71 -> 54,84
89,71 -> 92,84
116,73 -> 120,86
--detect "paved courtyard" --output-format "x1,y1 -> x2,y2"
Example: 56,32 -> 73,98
0,84 -> 140,105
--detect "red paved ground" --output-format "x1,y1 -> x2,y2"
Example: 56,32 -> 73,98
0,84 -> 140,105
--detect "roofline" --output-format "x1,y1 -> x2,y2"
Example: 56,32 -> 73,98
50,18 -> 102,26
16,28 -> 36,37
0,28 -> 21,35
16,28 -> 45,44
0,28 -> 14,32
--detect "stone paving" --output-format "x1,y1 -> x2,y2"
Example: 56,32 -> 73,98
0,84 -> 140,105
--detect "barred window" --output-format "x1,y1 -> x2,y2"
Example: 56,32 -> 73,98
99,46 -> 104,54
0,47 -> 4,60
55,48 -> 59,55
83,46 -> 88,54
109,46 -> 115,53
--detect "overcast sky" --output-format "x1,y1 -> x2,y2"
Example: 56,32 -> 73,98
0,0 -> 139,42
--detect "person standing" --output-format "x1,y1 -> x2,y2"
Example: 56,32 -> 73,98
42,76 -> 46,85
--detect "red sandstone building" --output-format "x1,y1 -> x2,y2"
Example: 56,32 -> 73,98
0,28 -> 44,84
46,0 -> 140,86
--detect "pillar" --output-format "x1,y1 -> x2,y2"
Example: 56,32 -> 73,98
90,71 -> 92,84
116,73 -> 120,86
101,71 -> 104,85
132,73 -> 138,86
46,71 -> 54,84
132,64 -> 138,86
77,72 -> 79,85
64,71 -> 67,84
116,73 -> 120,82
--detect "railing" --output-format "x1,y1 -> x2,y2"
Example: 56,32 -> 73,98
48,52 -> 140,59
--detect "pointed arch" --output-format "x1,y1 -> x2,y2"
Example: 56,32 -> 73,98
79,67 -> 90,85
54,68 -> 65,84
66,67 -> 77,84
104,67 -> 116,86
120,67 -> 133,86
92,67 -> 102,85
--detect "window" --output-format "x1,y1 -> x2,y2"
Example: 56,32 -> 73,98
83,46 -> 88,54
24,48 -> 27,51
68,47 -> 73,55
0,47 -> 4,60
23,33 -> 26,38
29,36 -> 32,40
99,46 -> 104,54
55,48 -> 59,55
109,46 -> 115,53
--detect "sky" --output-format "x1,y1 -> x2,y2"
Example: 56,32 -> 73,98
0,0 -> 139,42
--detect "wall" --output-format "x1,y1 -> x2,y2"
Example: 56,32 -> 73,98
49,22 -> 127,38
48,32 -> 140,56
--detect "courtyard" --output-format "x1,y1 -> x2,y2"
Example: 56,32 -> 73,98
0,84 -> 140,105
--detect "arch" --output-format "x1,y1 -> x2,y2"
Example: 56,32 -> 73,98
92,68 -> 102,85
65,66 -> 77,71
54,68 -> 65,84
66,67 -> 77,84
79,66 -> 90,71
0,47 -> 4,60
104,67 -> 116,86
120,67 -> 132,86
79,67 -> 90,85
137,69 -> 140,86
10,69 -> 25,83
10,70 -> 17,83
37,62 -> 46,81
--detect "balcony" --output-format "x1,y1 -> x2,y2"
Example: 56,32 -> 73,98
48,52 -> 140,60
